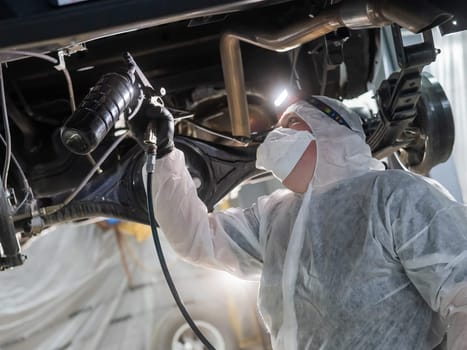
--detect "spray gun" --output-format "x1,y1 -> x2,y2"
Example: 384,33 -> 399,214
128,59 -> 216,349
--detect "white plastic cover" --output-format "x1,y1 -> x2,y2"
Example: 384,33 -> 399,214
0,224 -> 228,350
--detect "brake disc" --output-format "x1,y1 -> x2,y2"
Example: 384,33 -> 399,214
390,72 -> 455,175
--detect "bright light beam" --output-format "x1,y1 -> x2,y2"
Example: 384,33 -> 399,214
274,89 -> 289,107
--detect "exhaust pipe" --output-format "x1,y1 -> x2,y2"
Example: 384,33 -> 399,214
221,0 -> 452,137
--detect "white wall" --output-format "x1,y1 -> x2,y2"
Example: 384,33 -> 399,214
427,30 -> 467,202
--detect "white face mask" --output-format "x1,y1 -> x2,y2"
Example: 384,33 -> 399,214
256,128 -> 316,181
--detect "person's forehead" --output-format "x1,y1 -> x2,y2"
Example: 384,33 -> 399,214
279,101 -> 310,124
278,111 -> 305,124
278,111 -> 300,124
277,111 -> 313,131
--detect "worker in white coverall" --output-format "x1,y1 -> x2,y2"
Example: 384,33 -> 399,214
131,96 -> 467,349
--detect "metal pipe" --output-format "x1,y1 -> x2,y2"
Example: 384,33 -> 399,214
341,0 -> 452,33
223,8 -> 343,53
220,0 -> 448,137
221,7 -> 343,136
378,0 -> 452,34
220,35 -> 250,137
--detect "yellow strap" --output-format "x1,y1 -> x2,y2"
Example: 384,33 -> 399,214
116,221 -> 152,242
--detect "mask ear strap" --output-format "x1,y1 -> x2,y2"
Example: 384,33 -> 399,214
306,97 -> 352,130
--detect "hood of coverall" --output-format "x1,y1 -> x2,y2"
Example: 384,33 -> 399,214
281,97 -> 385,191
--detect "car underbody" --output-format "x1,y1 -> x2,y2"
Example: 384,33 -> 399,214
0,0 -> 465,269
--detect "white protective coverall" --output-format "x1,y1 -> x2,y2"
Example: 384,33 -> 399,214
149,96 -> 467,349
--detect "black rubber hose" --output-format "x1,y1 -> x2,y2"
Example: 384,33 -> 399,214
39,202 -> 148,227
146,166 -> 216,350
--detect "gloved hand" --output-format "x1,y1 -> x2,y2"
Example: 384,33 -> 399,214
128,101 -> 174,158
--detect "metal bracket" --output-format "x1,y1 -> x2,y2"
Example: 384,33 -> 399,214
29,200 -> 44,236
325,28 -> 350,67
368,25 -> 438,157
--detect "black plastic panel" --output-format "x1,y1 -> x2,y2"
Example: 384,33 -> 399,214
0,0 -> 289,57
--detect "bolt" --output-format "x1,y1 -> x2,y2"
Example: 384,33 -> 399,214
192,177 -> 202,189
